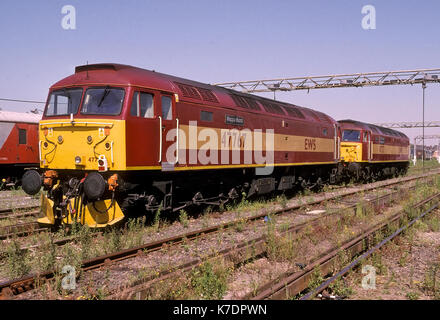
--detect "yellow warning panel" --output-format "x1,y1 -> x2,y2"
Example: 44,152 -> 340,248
37,193 -> 55,226
37,193 -> 125,228
340,142 -> 362,162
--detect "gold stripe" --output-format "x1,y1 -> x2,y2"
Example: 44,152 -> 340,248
178,124 -> 335,153
368,160 -> 409,163
127,161 -> 336,171
126,166 -> 161,170
372,143 -> 409,155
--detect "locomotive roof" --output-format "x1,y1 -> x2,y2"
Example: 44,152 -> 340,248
338,119 -> 408,139
0,110 -> 41,124
51,63 -> 337,125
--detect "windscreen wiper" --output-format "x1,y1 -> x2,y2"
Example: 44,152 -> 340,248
97,87 -> 110,107
62,88 -> 71,99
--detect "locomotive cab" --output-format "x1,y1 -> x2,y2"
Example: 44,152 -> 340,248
22,68 -> 179,228
338,119 -> 409,182
23,84 -> 131,228
340,129 -> 372,163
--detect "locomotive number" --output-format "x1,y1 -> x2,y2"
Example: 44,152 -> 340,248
88,157 -> 98,162
221,131 -> 248,149
304,138 -> 316,151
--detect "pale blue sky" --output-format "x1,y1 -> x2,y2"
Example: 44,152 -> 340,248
0,0 -> 439,142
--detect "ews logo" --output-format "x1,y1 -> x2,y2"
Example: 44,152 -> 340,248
304,138 -> 316,151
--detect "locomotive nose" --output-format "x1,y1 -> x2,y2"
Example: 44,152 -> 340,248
22,170 -> 42,195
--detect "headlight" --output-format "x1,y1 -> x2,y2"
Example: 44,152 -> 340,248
57,135 -> 63,144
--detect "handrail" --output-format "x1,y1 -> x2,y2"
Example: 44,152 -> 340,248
158,116 -> 162,163
175,118 -> 179,164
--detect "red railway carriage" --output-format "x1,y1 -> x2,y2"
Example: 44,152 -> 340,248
338,119 -> 409,180
0,111 -> 41,189
22,63 -> 342,227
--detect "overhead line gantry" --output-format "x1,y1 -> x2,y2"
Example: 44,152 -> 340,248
213,68 -> 440,93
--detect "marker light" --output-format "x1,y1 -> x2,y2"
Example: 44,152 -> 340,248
97,155 -> 108,172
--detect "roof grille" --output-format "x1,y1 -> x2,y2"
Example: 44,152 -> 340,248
174,82 -> 201,100
197,87 -> 219,103
282,105 -> 305,119
259,101 -> 286,115
313,111 -> 332,123
301,109 -> 320,121
174,82 -> 219,103
230,94 -> 261,111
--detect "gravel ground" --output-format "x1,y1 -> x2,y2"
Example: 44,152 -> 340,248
344,210 -> 440,300
7,172 -> 438,300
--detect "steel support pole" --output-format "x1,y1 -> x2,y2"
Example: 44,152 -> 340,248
422,82 -> 426,170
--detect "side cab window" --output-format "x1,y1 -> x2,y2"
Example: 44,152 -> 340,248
130,91 -> 155,118
161,95 -> 173,120
363,131 -> 368,142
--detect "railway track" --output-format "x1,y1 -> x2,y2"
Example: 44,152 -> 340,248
248,193 -> 440,300
0,208 -> 40,221
110,182 -> 426,299
0,221 -> 48,240
0,170 -> 438,299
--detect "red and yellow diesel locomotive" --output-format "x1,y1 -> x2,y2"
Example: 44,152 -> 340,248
338,119 -> 409,180
20,63 -> 410,228
21,63 -> 342,227
0,111 -> 41,189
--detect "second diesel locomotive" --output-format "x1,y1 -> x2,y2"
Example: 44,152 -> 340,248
0,110 -> 41,189
20,63 -> 410,228
338,120 -> 409,181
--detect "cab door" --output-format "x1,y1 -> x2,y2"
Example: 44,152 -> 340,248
15,124 -> 37,163
158,93 -> 178,171
365,131 -> 372,161
126,89 -> 160,167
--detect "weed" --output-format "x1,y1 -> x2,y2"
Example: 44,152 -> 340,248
426,215 -> 440,232
307,267 -> 323,291
190,260 -> 231,300
371,251 -> 387,275
423,262 -> 440,297
36,233 -> 57,272
179,209 -> 189,228
398,252 -> 409,267
153,205 -> 162,231
266,231 -> 296,262
277,194 -> 288,209
78,225 -> 92,260
406,291 -> 419,300
234,217 -> 246,232
329,277 -> 353,297
104,229 -> 122,253
5,239 -> 30,279
126,216 -> 146,248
